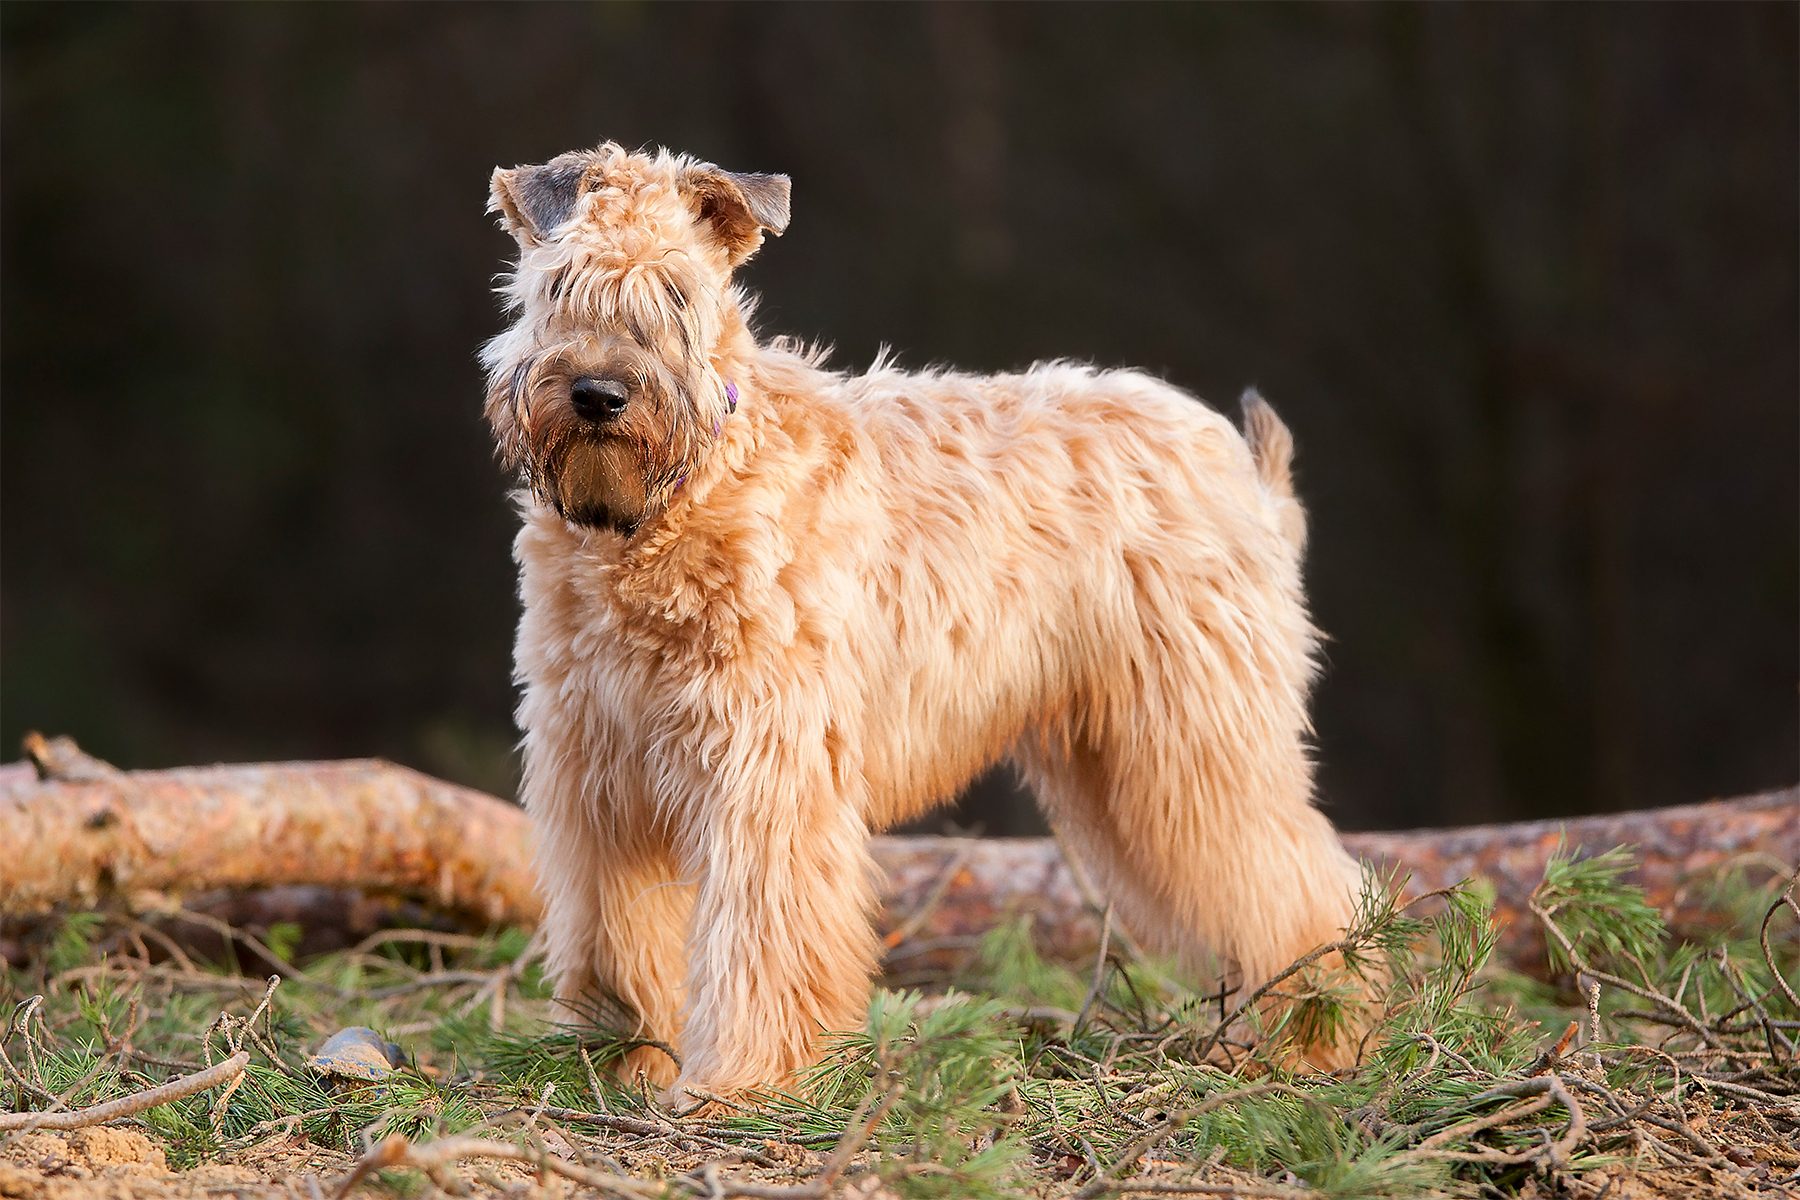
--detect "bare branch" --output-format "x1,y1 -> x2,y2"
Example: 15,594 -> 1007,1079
0,1050 -> 249,1133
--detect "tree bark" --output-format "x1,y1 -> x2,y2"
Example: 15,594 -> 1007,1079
0,759 -> 539,926
2,756 -> 1792,962
876,788 -> 1797,963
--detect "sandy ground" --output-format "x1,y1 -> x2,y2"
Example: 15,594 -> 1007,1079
2,1124 -> 1791,1200
0,1129 -> 359,1200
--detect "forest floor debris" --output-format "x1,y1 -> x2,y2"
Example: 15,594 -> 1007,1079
2,850 -> 1796,1199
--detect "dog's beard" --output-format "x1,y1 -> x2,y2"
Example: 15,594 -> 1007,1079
503,363 -> 703,536
547,437 -> 650,534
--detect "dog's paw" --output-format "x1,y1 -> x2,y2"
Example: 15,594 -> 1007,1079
658,1082 -> 733,1119
609,1042 -> 681,1092
659,1078 -> 793,1119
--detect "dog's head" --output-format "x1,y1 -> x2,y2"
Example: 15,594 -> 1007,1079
480,141 -> 789,533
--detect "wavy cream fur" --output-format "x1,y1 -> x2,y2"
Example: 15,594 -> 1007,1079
487,142 -> 1364,1098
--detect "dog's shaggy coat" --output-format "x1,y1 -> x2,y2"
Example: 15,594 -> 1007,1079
482,142 -> 1364,1097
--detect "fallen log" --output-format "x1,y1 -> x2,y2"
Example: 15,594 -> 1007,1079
1,750 -> 1792,963
0,757 -> 540,926
877,788 -> 1797,963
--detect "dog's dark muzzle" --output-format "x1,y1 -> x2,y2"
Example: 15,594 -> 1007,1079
570,376 -> 631,423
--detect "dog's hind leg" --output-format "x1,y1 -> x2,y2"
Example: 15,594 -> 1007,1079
1014,704 -> 1365,1066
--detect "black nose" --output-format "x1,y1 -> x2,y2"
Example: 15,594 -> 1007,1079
570,376 -> 631,421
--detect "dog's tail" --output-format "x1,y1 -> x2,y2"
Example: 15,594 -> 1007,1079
1240,389 -> 1307,553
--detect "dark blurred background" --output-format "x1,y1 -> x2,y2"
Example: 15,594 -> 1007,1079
3,4 -> 1794,833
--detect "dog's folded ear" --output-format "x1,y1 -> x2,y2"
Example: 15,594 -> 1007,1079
682,166 -> 791,267
490,154 -> 593,246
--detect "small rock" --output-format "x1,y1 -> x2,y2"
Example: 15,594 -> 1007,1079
307,1026 -> 405,1083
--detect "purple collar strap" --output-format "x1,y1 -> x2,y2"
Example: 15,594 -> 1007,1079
712,380 -> 739,438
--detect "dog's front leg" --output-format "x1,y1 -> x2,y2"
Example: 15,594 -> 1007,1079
671,747 -> 878,1100
528,783 -> 692,1088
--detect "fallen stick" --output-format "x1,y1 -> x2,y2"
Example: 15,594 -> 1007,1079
334,1132 -> 672,1199
0,1050 -> 249,1132
2,751 -> 1792,961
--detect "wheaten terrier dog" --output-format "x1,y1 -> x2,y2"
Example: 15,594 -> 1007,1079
482,141 -> 1365,1099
